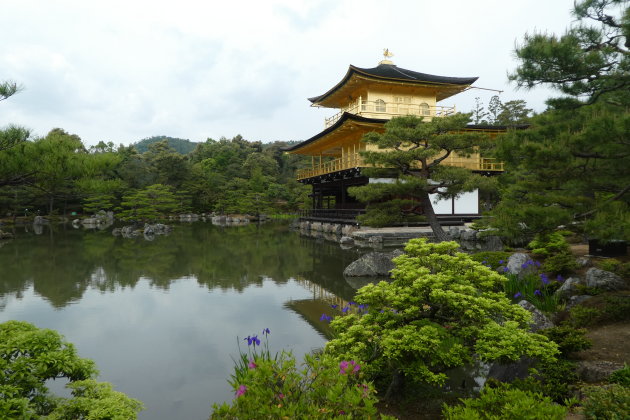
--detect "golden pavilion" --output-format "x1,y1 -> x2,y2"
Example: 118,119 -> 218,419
286,52 -> 505,222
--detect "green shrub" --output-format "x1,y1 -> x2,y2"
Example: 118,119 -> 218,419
442,386 -> 567,419
542,251 -> 579,275
596,259 -> 630,279
528,232 -> 571,258
510,359 -> 578,403
568,306 -> 602,328
211,351 -> 392,419
540,325 -> 592,356
325,239 -> 558,395
0,321 -> 143,419
582,384 -> 630,420
601,296 -> 630,322
609,364 -> 630,387
574,284 -> 605,296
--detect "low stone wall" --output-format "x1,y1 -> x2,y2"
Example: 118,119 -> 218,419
297,220 -> 504,251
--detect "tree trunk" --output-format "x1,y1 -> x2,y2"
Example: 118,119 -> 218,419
419,189 -> 449,242
384,369 -> 404,400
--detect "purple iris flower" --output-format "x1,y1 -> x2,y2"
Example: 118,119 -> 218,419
262,328 -> 271,336
540,273 -> 549,285
503,267 -> 509,272
499,260 -> 504,264
331,304 -> 338,309
514,292 -> 522,299
556,274 -> 564,282
534,289 -> 542,297
342,306 -> 350,313
320,314 -> 331,322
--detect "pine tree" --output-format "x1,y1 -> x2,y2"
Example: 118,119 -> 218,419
349,114 -> 496,241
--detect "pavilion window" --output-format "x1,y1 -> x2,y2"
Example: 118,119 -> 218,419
375,99 -> 386,112
420,102 -> 430,116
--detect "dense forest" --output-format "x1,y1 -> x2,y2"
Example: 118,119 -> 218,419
0,127 -> 311,219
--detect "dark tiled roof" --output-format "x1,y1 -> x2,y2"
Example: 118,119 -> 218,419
284,113 -> 386,152
309,64 -> 478,104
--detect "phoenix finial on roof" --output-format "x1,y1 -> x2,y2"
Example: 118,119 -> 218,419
380,48 -> 395,65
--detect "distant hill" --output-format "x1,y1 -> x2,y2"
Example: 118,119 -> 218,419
132,136 -> 200,154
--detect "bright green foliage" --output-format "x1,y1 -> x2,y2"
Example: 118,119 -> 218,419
525,233 -> 579,275
47,380 -> 144,420
528,232 -> 570,258
211,352 -> 391,420
0,321 -> 142,419
442,386 -> 567,420
117,184 -> 180,221
582,384 -> 630,420
609,363 -> 630,387
540,325 -> 592,356
348,114 -> 496,239
325,239 -> 558,392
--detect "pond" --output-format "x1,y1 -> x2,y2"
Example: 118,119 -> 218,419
0,221 -> 364,420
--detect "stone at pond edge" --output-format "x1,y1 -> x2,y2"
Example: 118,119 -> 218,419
585,267 -> 626,291
518,300 -> 554,332
343,249 -> 403,277
339,236 -> 354,246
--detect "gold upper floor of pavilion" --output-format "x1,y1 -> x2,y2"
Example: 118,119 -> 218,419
289,55 -> 506,180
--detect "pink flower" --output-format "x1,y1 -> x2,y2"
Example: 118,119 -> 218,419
235,385 -> 247,397
248,359 -> 257,369
277,393 -> 285,400
340,360 -> 361,374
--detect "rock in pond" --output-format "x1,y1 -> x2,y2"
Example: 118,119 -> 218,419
343,249 -> 403,277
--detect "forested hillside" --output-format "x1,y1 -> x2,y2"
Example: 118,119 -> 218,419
132,136 -> 199,154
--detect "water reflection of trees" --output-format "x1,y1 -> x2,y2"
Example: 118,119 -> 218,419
0,222 -> 362,308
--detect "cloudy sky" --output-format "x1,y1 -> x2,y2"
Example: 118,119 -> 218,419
2,0 -> 579,147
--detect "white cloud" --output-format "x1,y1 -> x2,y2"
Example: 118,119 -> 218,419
1,0 -> 577,146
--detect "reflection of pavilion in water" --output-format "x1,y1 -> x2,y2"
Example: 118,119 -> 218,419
285,275 -> 357,339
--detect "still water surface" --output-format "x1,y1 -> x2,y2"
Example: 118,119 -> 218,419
0,221 -> 363,419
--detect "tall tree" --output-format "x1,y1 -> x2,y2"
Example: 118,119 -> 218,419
509,0 -> 629,105
490,0 -> 630,241
349,114 -> 495,241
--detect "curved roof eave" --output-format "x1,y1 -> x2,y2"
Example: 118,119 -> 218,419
284,113 -> 386,153
308,64 -> 478,105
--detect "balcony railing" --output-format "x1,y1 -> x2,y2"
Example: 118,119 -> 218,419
324,100 -> 456,128
296,153 -> 503,180
296,153 -> 365,180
